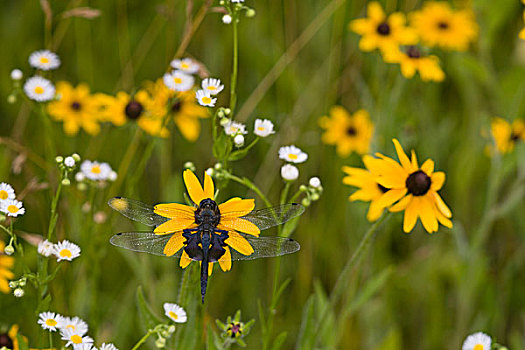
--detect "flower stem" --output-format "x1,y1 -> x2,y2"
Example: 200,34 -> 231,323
48,330 -> 53,349
47,181 -> 63,240
130,329 -> 155,350
229,12 -> 239,113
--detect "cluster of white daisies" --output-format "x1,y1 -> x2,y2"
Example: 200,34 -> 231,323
0,182 -> 25,217
221,118 -> 275,147
38,312 -> 117,350
75,160 -> 117,183
278,145 -> 308,181
38,239 -> 81,262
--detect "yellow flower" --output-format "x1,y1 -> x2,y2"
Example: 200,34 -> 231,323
383,46 -> 445,82
153,170 -> 259,273
0,240 -> 14,294
342,156 -> 390,222
319,106 -> 374,157
349,1 -> 417,54
368,139 -> 452,233
409,1 -> 478,51
145,79 -> 209,142
47,82 -> 102,136
490,117 -> 525,154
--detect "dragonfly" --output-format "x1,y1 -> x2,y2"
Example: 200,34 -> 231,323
108,170 -> 304,303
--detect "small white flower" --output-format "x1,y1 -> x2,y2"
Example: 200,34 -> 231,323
80,160 -> 113,181
13,288 -> 24,297
60,328 -> 93,348
279,145 -> 308,163
0,182 -> 15,201
223,121 -> 248,136
38,239 -> 55,257
75,172 -> 86,182
163,71 -> 195,92
164,303 -> 187,323
99,343 -> 118,350
201,78 -> 224,95
462,332 -> 491,350
205,168 -> 214,176
222,14 -> 232,24
170,58 -> 199,74
29,50 -> 61,71
234,134 -> 245,147
11,69 -> 23,80
254,119 -> 275,137
53,240 -> 81,262
64,156 -> 76,167
24,76 -> 56,102
196,89 -> 217,107
1,199 -> 25,217
281,164 -> 299,181
309,177 -> 321,188
59,316 -> 89,335
38,312 -> 63,332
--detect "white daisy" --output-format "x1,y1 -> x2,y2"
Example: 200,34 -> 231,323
201,78 -> 224,95
0,183 -> 15,201
1,199 -> 25,217
38,239 -> 55,257
164,303 -> 187,323
76,344 -> 96,350
223,121 -> 248,136
163,71 -> 194,92
254,119 -> 275,137
53,240 -> 81,262
29,50 -> 61,71
462,332 -> 492,350
24,76 -> 56,102
59,316 -> 89,335
170,58 -> 199,74
196,89 -> 216,107
99,343 -> 118,350
281,164 -> 299,181
80,160 -> 113,181
278,145 -> 308,163
38,312 -> 63,332
60,328 -> 93,348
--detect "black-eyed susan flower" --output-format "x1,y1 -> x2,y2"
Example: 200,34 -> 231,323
319,106 -> 374,157
349,1 -> 417,54
29,50 -> 61,71
38,312 -> 63,332
342,157 -> 390,222
163,303 -> 187,323
47,81 -> 102,135
462,332 -> 491,350
58,316 -> 88,335
409,1 -> 478,51
490,117 -> 525,154
0,325 -> 21,350
170,58 -> 200,74
368,139 -> 452,233
0,183 -> 15,201
24,76 -> 55,102
202,78 -> 224,95
1,199 -> 25,217
254,119 -> 275,137
279,145 -> 308,163
53,240 -> 81,262
383,46 -> 445,82
163,71 -> 195,92
196,89 -> 216,107
0,241 -> 14,293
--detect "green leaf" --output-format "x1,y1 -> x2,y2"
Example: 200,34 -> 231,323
295,295 -> 316,349
281,216 -> 300,238
213,132 -> 232,161
136,285 -> 163,331
207,323 -> 222,350
16,334 -> 29,350
344,266 -> 393,317
227,148 -> 250,161
270,331 -> 287,350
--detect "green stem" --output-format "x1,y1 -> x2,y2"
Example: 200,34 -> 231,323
279,182 -> 291,206
229,12 -> 239,113
47,181 -> 63,240
288,189 -> 304,204
48,329 -> 53,349
130,329 -> 155,350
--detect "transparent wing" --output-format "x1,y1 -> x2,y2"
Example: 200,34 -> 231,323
109,232 -> 300,261
223,203 -> 305,230
108,197 -> 169,227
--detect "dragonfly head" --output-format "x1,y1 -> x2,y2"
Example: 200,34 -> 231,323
195,198 -> 220,226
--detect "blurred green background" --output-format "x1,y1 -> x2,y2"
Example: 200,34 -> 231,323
1,0 -> 525,349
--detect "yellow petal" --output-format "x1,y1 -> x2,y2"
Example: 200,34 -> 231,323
403,197 -> 418,233
392,139 -> 413,172
366,200 -> 385,222
220,218 -> 261,236
410,150 -> 418,169
154,217 -> 194,234
154,203 -> 195,219
433,192 -> 452,218
183,169 -> 206,205
203,172 -> 215,200
179,250 -> 192,269
377,188 -> 407,208
430,172 -> 445,191
419,195 -> 438,233
218,246 -> 232,272
367,1 -> 385,22
389,194 -> 412,212
219,198 -> 255,218
421,159 -> 434,175
226,231 -> 255,256
163,232 -> 185,256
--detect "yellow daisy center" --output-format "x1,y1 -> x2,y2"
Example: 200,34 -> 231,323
0,190 -> 8,200
473,345 -> 484,350
7,205 -> 18,214
34,86 -> 44,94
207,86 -> 217,90
174,77 -> 183,84
40,57 -> 50,64
45,319 -> 57,326
71,334 -> 82,344
288,154 -> 298,160
257,127 -> 266,131
91,165 -> 101,174
202,97 -> 212,104
181,62 -> 190,69
60,249 -> 72,258
168,311 -> 178,320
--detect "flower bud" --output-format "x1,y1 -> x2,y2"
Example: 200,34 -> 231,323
55,156 -> 64,164
281,164 -> 299,181
8,281 -> 17,289
224,108 -> 231,115
77,182 -> 87,191
309,177 -> 321,188
72,153 -> 81,162
299,185 -> 308,192
183,161 -> 196,171
11,69 -> 23,80
220,117 -> 231,126
108,171 -> 118,181
7,95 -> 16,104
245,9 -> 256,17
61,178 -> 71,186
234,134 -> 245,147
206,168 -> 215,176
214,163 -> 223,170
4,244 -> 14,256
222,14 -> 232,24
301,197 -> 311,207
155,337 -> 166,348
13,288 -> 24,298
311,193 -> 320,201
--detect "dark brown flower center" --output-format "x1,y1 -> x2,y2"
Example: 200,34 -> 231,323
346,126 -> 357,136
171,99 -> 182,113
125,100 -> 144,120
376,22 -> 391,36
510,132 -> 521,142
0,333 -> 14,349
437,21 -> 449,30
406,46 -> 421,59
70,101 -> 82,111
377,183 -> 389,193
406,170 -> 431,196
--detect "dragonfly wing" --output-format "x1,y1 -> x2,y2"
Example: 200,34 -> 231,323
229,234 -> 300,261
227,203 -> 305,231
110,232 -> 184,257
108,197 -> 169,227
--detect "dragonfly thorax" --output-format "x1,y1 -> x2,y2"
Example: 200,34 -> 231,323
195,198 -> 220,227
